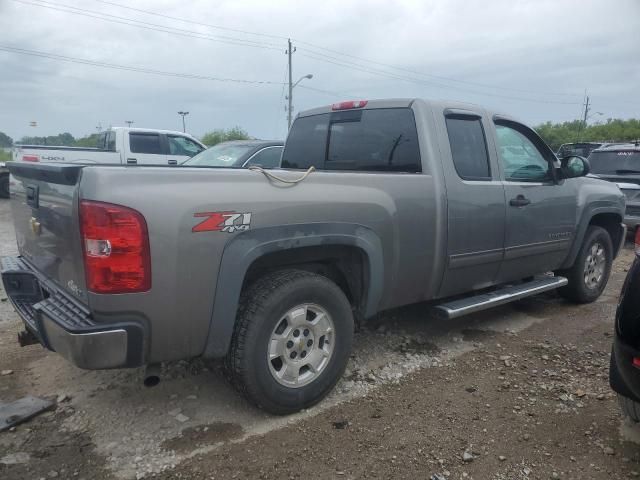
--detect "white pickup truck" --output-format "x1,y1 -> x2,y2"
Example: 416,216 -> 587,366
12,127 -> 206,166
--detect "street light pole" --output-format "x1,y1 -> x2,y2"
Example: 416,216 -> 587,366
287,73 -> 313,130
125,120 -> 134,127
178,111 -> 189,133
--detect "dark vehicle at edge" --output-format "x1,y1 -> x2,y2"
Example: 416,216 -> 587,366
557,142 -> 605,159
610,229 -> 640,420
182,140 -> 283,168
588,142 -> 640,230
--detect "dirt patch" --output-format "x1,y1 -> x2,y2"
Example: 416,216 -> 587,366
161,422 -> 243,454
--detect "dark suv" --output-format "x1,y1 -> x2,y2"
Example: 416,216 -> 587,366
588,142 -> 640,230
610,229 -> 640,420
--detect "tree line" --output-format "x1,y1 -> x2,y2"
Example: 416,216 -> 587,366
535,118 -> 640,151
0,126 -> 250,151
2,118 -> 639,155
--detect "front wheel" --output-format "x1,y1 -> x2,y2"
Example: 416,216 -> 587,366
557,225 -> 613,303
226,270 -> 354,414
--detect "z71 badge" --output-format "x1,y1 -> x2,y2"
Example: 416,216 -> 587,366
192,211 -> 252,233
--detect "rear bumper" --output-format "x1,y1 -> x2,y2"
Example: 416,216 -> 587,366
611,335 -> 640,402
1,256 -> 145,369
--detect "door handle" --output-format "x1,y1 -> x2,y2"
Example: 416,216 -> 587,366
168,159 -> 178,165
509,195 -> 531,207
126,158 -> 137,164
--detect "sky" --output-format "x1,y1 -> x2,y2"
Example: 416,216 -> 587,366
0,0 -> 639,142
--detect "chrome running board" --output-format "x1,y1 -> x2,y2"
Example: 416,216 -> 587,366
435,276 -> 568,319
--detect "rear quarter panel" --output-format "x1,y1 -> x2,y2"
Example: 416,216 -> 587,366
78,164 -> 438,362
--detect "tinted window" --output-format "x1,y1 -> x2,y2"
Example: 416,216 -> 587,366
281,114 -> 329,169
129,133 -> 162,154
326,109 -> 421,172
168,135 -> 204,157
281,108 -> 421,172
445,117 -> 490,180
106,131 -> 116,151
183,143 -> 254,167
246,146 -> 283,168
96,132 -> 107,149
495,124 -> 550,182
588,150 -> 640,175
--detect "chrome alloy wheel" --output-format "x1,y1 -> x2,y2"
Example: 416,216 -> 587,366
267,304 -> 335,388
584,242 -> 606,289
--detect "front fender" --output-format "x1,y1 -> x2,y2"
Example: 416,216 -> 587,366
561,205 -> 624,269
202,223 -> 384,358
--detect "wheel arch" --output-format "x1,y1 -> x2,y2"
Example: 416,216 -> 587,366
202,223 -> 384,358
561,209 -> 624,269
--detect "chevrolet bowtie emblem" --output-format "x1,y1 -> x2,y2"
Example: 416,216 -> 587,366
30,217 -> 41,236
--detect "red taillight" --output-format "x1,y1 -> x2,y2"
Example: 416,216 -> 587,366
23,155 -> 39,162
635,227 -> 640,256
633,357 -> 640,369
331,100 -> 368,111
80,200 -> 151,294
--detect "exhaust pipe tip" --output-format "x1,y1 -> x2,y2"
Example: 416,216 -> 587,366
143,363 -> 161,388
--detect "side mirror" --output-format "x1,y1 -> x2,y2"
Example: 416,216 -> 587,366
560,155 -> 590,178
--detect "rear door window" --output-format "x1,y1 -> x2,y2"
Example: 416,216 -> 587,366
281,107 -> 421,172
445,117 -> 491,180
129,133 -> 163,154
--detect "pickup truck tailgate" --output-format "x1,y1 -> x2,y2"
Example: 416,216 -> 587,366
7,163 -> 87,302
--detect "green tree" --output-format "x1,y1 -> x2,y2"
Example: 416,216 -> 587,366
535,118 -> 640,151
74,133 -> 100,148
0,132 -> 13,148
201,126 -> 250,147
18,132 -> 76,146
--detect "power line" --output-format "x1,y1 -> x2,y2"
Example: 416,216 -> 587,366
0,45 -> 286,85
90,0 -> 288,41
298,52 -> 582,105
10,0 -> 586,102
295,41 -> 582,98
297,84 -> 356,97
10,0 -> 282,51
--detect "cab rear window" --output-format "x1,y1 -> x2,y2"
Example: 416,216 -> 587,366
282,108 -> 421,172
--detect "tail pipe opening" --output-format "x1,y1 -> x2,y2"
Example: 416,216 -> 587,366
143,363 -> 161,387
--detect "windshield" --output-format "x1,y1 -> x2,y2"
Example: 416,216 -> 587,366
588,150 -> 640,175
182,143 -> 254,167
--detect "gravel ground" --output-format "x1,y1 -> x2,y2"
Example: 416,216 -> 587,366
0,198 -> 639,479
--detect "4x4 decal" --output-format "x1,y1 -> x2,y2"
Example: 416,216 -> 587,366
192,211 -> 252,233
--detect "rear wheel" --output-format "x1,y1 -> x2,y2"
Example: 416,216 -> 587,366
226,269 -> 354,414
557,226 -> 612,303
619,394 -> 640,422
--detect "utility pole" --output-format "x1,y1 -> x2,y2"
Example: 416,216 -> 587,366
286,38 -> 294,130
582,95 -> 590,126
178,111 -> 189,133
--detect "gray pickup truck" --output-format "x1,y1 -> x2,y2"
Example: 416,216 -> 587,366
1,98 -> 626,414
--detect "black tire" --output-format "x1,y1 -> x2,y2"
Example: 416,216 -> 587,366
0,173 -> 9,199
557,226 -> 613,303
619,394 -> 640,422
225,269 -> 354,414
